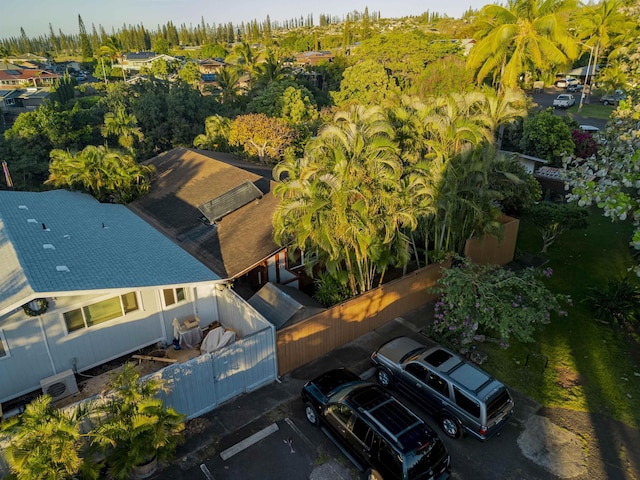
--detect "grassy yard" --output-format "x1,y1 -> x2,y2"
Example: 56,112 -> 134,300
569,102 -> 615,120
480,208 -> 640,428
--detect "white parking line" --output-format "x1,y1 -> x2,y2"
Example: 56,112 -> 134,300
200,463 -> 215,480
219,423 -> 280,460
285,417 -> 315,451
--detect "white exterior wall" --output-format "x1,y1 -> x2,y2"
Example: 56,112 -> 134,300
0,283 -> 221,404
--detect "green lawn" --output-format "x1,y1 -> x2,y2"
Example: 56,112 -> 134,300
569,102 -> 615,120
480,208 -> 640,428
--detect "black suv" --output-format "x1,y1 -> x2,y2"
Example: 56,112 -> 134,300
301,368 -> 451,480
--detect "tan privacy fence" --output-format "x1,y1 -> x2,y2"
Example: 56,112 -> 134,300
275,261 -> 449,376
464,215 -> 519,266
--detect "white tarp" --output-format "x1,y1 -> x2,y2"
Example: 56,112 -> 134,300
201,326 -> 236,354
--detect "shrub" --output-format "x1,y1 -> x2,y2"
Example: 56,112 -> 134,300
583,278 -> 640,326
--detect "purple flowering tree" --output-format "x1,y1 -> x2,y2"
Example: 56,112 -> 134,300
428,256 -> 571,346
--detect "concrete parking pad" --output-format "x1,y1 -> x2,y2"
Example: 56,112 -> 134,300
518,415 -> 587,478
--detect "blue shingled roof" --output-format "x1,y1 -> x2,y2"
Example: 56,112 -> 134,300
0,190 -> 219,312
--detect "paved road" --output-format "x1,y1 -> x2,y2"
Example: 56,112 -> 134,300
530,88 -> 609,130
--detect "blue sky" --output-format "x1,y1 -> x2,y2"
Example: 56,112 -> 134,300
1,0 -> 490,39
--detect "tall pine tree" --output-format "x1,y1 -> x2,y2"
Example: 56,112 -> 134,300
78,15 -> 93,59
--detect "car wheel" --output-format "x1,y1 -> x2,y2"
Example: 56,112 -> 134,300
440,414 -> 462,439
365,468 -> 383,480
304,402 -> 320,427
376,368 -> 393,388
603,100 -> 610,105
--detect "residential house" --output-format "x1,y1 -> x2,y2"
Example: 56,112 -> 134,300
498,150 -> 548,175
198,58 -> 226,82
293,51 -> 335,67
0,68 -> 59,88
128,148 -> 300,296
118,52 -> 182,72
0,189 -> 228,406
5,54 -> 51,70
0,87 -> 50,114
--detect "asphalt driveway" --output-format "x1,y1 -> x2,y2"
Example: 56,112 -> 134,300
155,305 -> 640,480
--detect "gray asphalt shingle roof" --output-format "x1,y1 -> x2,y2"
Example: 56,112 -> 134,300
0,190 -> 219,313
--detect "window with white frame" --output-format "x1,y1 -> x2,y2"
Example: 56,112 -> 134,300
63,292 -> 139,333
0,330 -> 10,358
162,287 -> 187,307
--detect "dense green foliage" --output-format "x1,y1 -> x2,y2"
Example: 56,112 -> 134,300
518,109 -> 576,165
526,202 -> 590,253
428,256 -> 570,346
0,396 -> 99,480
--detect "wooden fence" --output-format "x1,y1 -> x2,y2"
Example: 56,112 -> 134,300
275,261 -> 449,376
464,215 -> 519,266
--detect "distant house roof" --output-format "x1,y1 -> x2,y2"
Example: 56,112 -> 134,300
0,68 -> 59,83
124,52 -> 159,61
294,51 -> 335,66
566,65 -> 600,77
198,58 -> 226,67
0,190 -> 220,316
248,282 -> 325,329
128,147 -> 284,280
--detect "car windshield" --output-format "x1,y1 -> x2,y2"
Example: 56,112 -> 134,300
400,347 -> 427,363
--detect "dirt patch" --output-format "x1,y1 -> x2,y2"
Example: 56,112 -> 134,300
555,365 -> 584,389
184,417 -> 212,439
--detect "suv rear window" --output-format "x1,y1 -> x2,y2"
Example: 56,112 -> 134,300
486,388 -> 512,419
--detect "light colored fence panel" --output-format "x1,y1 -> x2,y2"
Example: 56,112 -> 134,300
155,356 -> 218,419
210,343 -> 245,405
239,328 -> 277,391
149,327 -> 276,419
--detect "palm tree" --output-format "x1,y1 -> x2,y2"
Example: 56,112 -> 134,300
426,144 -> 503,256
1,395 -> 99,480
101,106 -> 144,151
598,60 -> 628,99
46,145 -> 154,203
230,41 -> 258,90
576,0 -> 634,96
213,65 -> 242,105
98,36 -> 126,81
91,363 -> 185,480
468,0 -> 579,88
194,114 -> 231,150
421,92 -> 491,161
274,105 -> 409,295
253,49 -> 288,92
477,86 -> 528,148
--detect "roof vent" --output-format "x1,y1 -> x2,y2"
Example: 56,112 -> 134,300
56,266 -> 70,272
18,205 -> 28,210
27,218 -> 37,223
43,244 -> 55,250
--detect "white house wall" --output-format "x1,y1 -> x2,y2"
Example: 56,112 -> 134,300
216,287 -> 273,338
0,311 -> 56,402
0,284 -> 221,404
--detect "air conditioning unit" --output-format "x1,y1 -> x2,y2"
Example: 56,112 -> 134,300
40,369 -> 79,402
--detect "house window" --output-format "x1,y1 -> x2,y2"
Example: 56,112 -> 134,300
163,287 -> 186,307
0,330 -> 9,358
63,293 -> 139,333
